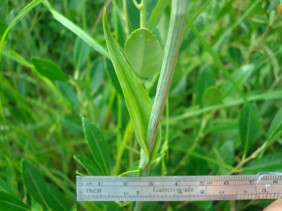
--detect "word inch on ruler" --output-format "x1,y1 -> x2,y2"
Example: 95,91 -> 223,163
76,175 -> 282,201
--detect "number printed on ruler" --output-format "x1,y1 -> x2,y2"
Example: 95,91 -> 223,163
76,175 -> 282,201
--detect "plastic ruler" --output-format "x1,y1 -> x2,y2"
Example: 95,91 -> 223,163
76,174 -> 282,201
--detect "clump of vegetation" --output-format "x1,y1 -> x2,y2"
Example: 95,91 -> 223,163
0,0 -> 282,210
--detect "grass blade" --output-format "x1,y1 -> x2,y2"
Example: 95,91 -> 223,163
43,1 -> 109,58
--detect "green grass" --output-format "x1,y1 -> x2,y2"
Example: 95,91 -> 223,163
1,0 -> 282,210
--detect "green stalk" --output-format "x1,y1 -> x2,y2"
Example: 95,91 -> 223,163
144,0 -> 188,175
140,0 -> 147,28
134,1 -> 188,210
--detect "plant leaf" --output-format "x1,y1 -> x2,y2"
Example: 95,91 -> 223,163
74,37 -> 91,70
82,118 -> 111,175
103,10 -> 152,158
239,103 -> 260,156
56,82 -> 81,107
21,160 -> 51,210
202,86 -> 223,107
22,160 -> 71,210
46,184 -> 71,211
243,153 -> 282,174
148,0 -> 170,30
43,1 -> 109,58
196,67 -> 215,107
0,191 -> 30,211
74,154 -> 104,175
125,28 -> 163,78
267,108 -> 282,140
32,58 -> 67,81
221,64 -> 254,97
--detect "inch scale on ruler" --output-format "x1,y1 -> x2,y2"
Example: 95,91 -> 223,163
77,174 -> 282,201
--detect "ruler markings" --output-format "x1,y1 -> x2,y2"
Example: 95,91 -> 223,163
77,175 -> 282,201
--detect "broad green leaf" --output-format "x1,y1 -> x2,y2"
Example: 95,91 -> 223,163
32,58 -> 67,81
125,28 -> 163,78
74,37 -> 90,70
82,118 -> 111,175
221,64 -> 255,97
22,160 -> 51,210
239,103 -> 260,156
0,191 -> 30,211
74,154 -> 104,175
267,108 -> 282,140
243,153 -> 282,174
202,86 -> 223,107
103,10 -> 152,157
196,67 -> 215,107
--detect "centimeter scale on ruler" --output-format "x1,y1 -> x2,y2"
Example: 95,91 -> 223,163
77,174 -> 282,201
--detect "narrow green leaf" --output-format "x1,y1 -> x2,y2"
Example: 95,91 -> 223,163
196,67 -> 215,107
148,0 -> 170,30
0,178 -> 13,194
103,10 -> 152,157
221,64 -> 255,97
267,108 -> 282,140
239,103 -> 260,157
219,141 -> 234,165
243,153 -> 282,174
126,0 -> 140,31
0,0 -> 42,56
74,154 -> 104,175
0,191 -> 30,211
32,58 -> 67,81
47,184 -> 71,211
125,28 -> 163,78
0,0 -> 42,119
74,37 -> 91,70
104,59 -> 123,95
22,160 -> 70,211
56,82 -> 81,107
82,118 -> 111,175
43,1 -> 109,58
21,160 -> 51,210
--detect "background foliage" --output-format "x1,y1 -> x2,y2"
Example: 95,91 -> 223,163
1,0 -> 282,210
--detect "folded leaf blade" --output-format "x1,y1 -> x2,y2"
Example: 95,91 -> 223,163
103,10 -> 152,158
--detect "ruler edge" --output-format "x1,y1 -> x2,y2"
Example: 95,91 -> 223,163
76,175 -> 282,202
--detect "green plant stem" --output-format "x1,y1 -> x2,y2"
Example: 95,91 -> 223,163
140,0 -> 147,28
145,0 -> 188,167
134,1 -> 188,210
